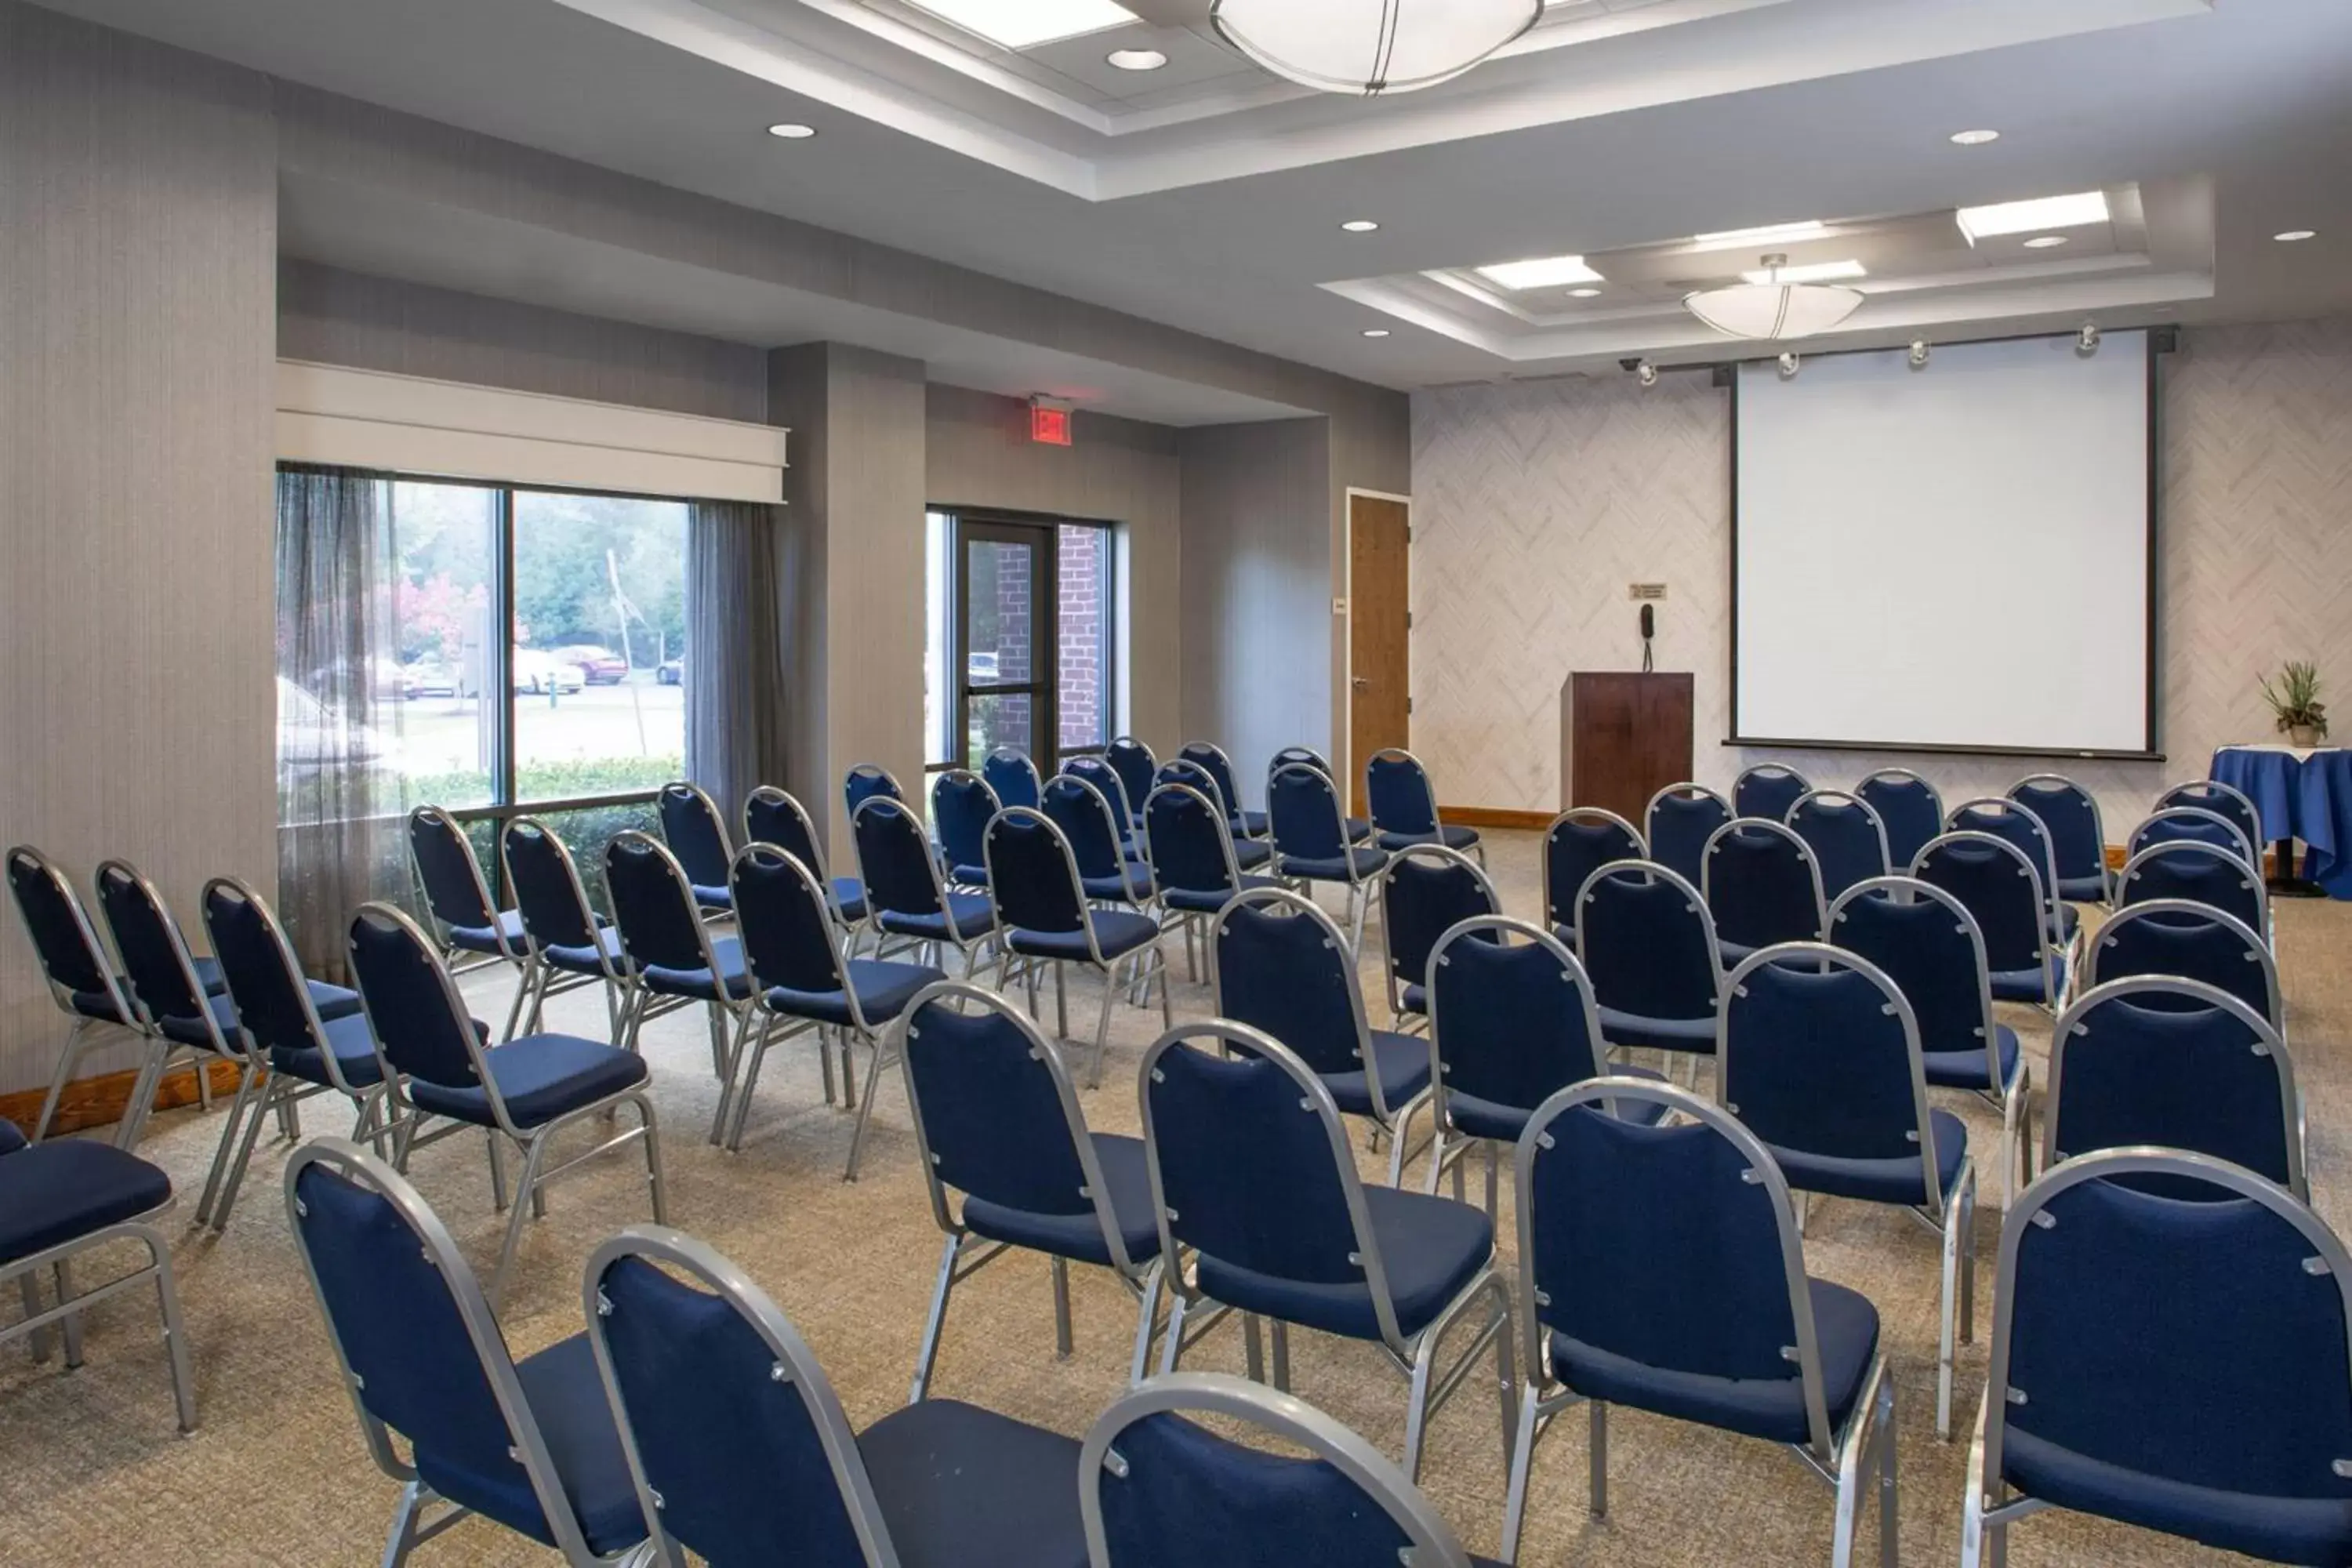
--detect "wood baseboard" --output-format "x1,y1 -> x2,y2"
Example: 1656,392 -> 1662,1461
2103,844 -> 2280,877
1439,806 -> 1556,831
0,1057 -> 243,1140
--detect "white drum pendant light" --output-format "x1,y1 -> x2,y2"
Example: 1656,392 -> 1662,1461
1684,253 -> 1865,342
1210,0 -> 1544,96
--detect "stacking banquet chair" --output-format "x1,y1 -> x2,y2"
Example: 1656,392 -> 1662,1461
1080,1374 -> 1486,1568
1856,768 -> 1945,873
985,807 -> 1169,1088
1423,916 -> 1666,1211
1364,747 -> 1484,865
1574,862 -> 1724,1083
1786,789 -> 1892,902
499,817 -> 631,1041
1501,1080 -> 1896,1568
1702,818 -> 1828,964
9,844 -> 176,1144
284,1138 -> 653,1568
0,1112 -> 196,1434
1733,762 -> 1812,822
348,902 -> 664,1310
2006,775 -> 2111,905
1540,808 -> 1643,946
744,783 -> 869,937
931,768 -> 1000,890
1043,772 -> 1157,911
1212,888 -> 1432,1185
408,804 -> 529,978
1269,744 -> 1374,842
1947,797 -> 2076,953
1962,1149 -> 2352,1568
2117,840 -> 2270,939
604,832 -> 757,1129
2042,976 -> 2303,1199
1141,781 -> 1276,982
1062,754 -> 1142,848
1831,877 -> 2031,1207
895,983 -> 1164,1395
844,760 -> 904,822
723,844 -> 944,1171
2127,804 -> 2257,869
2085,898 -> 2280,1028
2156,777 -> 2266,866
1912,831 -> 2070,1011
1644,782 -> 1732,889
1719,944 -> 1976,1438
1154,757 -> 1272,871
982,746 -> 1044,811
199,877 -> 398,1230
1179,740 -> 1269,842
1378,844 -> 1501,1031
852,795 -> 1000,975
583,1225 -> 1089,1568
1105,735 -> 1159,830
656,780 -> 738,916
1138,1020 -> 1515,1484
1265,760 -> 1387,952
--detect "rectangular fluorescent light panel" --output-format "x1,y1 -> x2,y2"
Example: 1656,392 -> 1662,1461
1740,259 -> 1867,285
908,0 -> 1139,49
1474,255 -> 1605,290
1955,191 -> 2110,244
1689,220 -> 1828,253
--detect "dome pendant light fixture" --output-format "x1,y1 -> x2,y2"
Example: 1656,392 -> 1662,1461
1684,252 -> 1865,342
1209,0 -> 1544,96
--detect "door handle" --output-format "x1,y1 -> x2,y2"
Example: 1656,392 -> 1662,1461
1352,677 -> 1371,690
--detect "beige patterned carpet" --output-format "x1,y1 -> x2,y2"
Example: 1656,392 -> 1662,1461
1,830 -> 2339,1566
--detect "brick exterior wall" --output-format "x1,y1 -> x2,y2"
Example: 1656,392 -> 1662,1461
1057,525 -> 1108,750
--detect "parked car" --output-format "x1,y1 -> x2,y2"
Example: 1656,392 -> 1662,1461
277,677 -> 401,768
512,650 -> 586,695
552,644 -> 630,684
656,656 -> 685,687
307,655 -> 412,703
967,651 -> 1002,682
401,659 -> 460,699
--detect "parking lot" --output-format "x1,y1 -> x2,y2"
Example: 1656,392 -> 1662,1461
394,676 -> 684,778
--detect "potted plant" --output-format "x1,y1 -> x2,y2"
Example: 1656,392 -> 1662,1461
2260,661 -> 2328,747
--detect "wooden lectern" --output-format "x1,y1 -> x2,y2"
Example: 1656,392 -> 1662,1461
1560,672 -> 1695,826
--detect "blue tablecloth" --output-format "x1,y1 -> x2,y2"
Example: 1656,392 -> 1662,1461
2210,746 -> 2352,898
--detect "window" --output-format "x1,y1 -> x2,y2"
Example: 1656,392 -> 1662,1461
924,510 -> 1116,769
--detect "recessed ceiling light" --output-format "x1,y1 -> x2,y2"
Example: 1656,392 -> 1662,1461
909,0 -> 1139,49
1105,48 -> 1167,71
1340,219 -> 1380,233
1956,191 -> 2109,244
2275,229 -> 2318,242
767,123 -> 817,140
1690,220 -> 1828,253
1949,129 -> 2000,146
2022,234 -> 2070,249
1739,258 -> 1866,285
1475,255 -> 1605,290
1362,328 -> 1392,338
1567,287 -> 1602,298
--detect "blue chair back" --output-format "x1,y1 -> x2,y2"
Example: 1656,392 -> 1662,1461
1701,819 -> 1825,949
1105,736 -> 1158,823
2008,775 -> 2106,889
1143,784 -> 1242,900
982,747 -> 1042,811
2128,806 -> 2255,869
1364,749 -> 1439,837
1912,832 -> 2049,978
605,831 -> 719,974
1429,917 -> 1606,1117
1266,763 -> 1350,864
1270,745 -> 1334,778
1212,891 -> 1368,1081
1574,863 -> 1721,1025
1541,809 -> 1644,938
6,844 -> 119,1004
2118,841 -> 2267,933
93,860 -> 211,1034
409,806 -> 502,939
1178,742 -> 1251,831
2156,779 -> 2264,860
1043,774 -> 1134,887
500,817 -> 606,953
1733,764 -> 1809,822
743,786 -> 829,880
1062,755 -> 1135,836
730,845 -> 844,998
1644,784 -> 1732,888
1155,757 -> 1229,821
1721,946 -> 1933,1177
346,903 -> 483,1091
1856,769 -> 1944,871
1785,790 -> 1889,900
657,782 -> 735,891
1828,878 -> 1995,1068
931,769 -> 999,877
1948,797 -> 2060,918
201,877 -> 338,1071
2087,899 -> 2278,1026
844,764 -> 902,821
853,797 -> 949,920
1380,846 -> 1497,1005
984,807 -> 1088,937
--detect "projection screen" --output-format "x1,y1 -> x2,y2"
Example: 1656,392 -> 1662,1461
1731,330 -> 2157,757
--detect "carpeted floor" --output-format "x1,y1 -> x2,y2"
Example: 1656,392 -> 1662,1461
1,830 -> 2338,1566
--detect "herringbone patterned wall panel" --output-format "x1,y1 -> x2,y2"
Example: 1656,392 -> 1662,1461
1409,318 -> 2352,834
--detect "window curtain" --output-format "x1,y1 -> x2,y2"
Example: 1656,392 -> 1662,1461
684,500 -> 789,827
274,466 -> 406,978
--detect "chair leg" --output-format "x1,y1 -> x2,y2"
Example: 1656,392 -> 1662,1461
1242,1312 -> 1265,1383
498,962 -> 530,1044
1876,1370 -> 1900,1568
1127,1261 -> 1165,1388
114,1047 -> 169,1152
839,1029 -> 858,1112
379,1479 -> 427,1568
1960,1390 -> 1999,1568
1589,1398 -> 1609,1516
1054,961 -> 1069,1039
1269,1319 -> 1290,1392
1052,1256 -> 1074,1359
1497,1384 -> 1546,1564
818,1023 -> 839,1107
909,1232 -> 960,1403
1936,1194 -> 1964,1441
1090,964 -> 1117,1089
54,1258 -> 83,1368
639,1095 -> 667,1225
196,1065 -> 260,1225
1155,948 -> 1172,1029
842,1032 -> 893,1181
1158,1293 -> 1190,1376
487,1129 -> 510,1214
1401,1325 -> 1439,1484
31,1018 -> 94,1142
17,1272 -> 51,1363
212,1076 -> 279,1232
486,1134 -> 550,1312
724,1015 -> 779,1151
141,1230 -> 198,1434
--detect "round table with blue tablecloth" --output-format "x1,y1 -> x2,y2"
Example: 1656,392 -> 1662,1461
2210,743 -> 2352,898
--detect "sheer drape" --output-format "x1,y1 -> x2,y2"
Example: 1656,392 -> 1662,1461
684,499 -> 789,826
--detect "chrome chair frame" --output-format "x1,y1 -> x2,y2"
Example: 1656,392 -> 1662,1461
983,744 -> 1045,810
655,779 -> 738,920
744,783 -> 869,951
1265,760 -> 1384,953
1363,746 -> 1485,866
9,844 -> 151,1144
851,794 -> 1003,978
2154,777 -> 2265,863
1733,762 -> 1813,820
91,857 -> 229,1149
1701,816 -> 1828,954
603,829 -> 757,1142
1573,858 -> 1726,1090
1946,796 -> 2075,962
2125,804 -> 2259,871
1139,780 -> 1255,985
1911,829 -> 2071,1014
2083,897 -> 2281,1029
930,767 -> 1002,892
1786,789 -> 1893,895
1538,807 -> 1645,939
498,816 -> 630,1043
2006,774 -> 2111,907
1376,843 -> 1501,1033
1178,739 -> 1268,841
408,804 -> 528,990
1856,768 -> 1947,868
2117,838 -> 2273,946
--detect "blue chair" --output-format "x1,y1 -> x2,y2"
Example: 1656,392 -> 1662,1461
1138,1020 -> 1514,1483
744,783 -> 869,934
983,746 -> 1043,811
1644,782 -> 1732,889
1733,762 -> 1811,822
1540,808 -> 1643,945
2118,840 -> 2270,938
655,781 -> 735,915
1574,862 -> 1723,1076
1364,747 -> 1483,864
895,982 -> 1164,1395
724,844 -> 945,1172
1786,789 -> 1891,902
1963,1149 -> 2352,1568
350,902 -> 665,1309
2156,777 -> 2265,866
844,761 -> 904,822
583,1225 -> 1088,1568
1265,761 -> 1386,952
1501,1080 -> 1895,1567
2085,898 -> 2280,1028
985,807 -> 1169,1087
1043,773 -> 1156,909
1949,797 -> 2076,952
500,817 -> 630,1042
1269,744 -> 1373,843
2127,805 -> 2257,869
1719,943 -> 1976,1437
2043,976 -> 2303,1199
931,768 -> 1000,890
1080,1374 -> 1482,1568
0,1112 -> 195,1433
1377,844 -> 1500,1029
1105,735 -> 1158,829
9,844 -> 154,1142
1062,754 -> 1140,846
1857,768 -> 1944,872
408,804 -> 528,977
1830,876 -> 2030,1207
1701,818 -> 1826,964
1142,782 -> 1278,983
1212,888 -> 1432,1184
1913,831 -> 2068,1010
1155,758 -> 1272,871
1424,916 -> 1665,1210
853,796 -> 1001,974
284,1138 -> 651,1567
2007,775 -> 2111,903
604,832 -> 757,1124
1179,740 -> 1268,841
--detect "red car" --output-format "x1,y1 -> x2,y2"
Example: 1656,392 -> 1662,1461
552,644 -> 630,684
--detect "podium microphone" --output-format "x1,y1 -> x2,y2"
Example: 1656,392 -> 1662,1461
1639,602 -> 1655,673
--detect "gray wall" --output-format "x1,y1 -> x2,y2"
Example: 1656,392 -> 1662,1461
1,1 -> 280,1093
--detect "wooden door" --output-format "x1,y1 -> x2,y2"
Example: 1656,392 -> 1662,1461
1348,494 -> 1410,815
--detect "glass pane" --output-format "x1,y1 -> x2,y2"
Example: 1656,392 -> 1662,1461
924,511 -> 953,765
963,537 -> 1036,687
1055,524 -> 1111,752
524,799 -> 663,918
511,491 -> 688,802
389,481 -> 499,809
968,690 -> 1036,764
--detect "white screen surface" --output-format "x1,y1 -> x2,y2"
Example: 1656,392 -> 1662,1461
1733,332 -> 2152,755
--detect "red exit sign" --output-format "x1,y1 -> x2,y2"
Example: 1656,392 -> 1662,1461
1029,398 -> 1073,446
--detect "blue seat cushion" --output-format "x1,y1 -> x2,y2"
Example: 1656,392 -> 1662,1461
406,1033 -> 648,1128
269,1011 -> 390,1089
1081,862 -> 1156,902
1230,810 -> 1271,838
1197,1183 -> 1493,1341
1344,816 -> 1374,844
961,1131 -> 1159,1270
857,1398 -> 1088,1568
1719,938 -> 1762,968
448,909 -> 529,955
1766,1109 -> 1969,1207
162,980 -> 362,1049
1922,1024 -> 2022,1093
765,959 -> 946,1029
880,893 -> 996,944
949,862 -> 990,889
1446,1065 -> 1671,1145
2057,871 -> 2111,904
1552,1276 -> 1879,1446
1596,1007 -> 1719,1056
831,877 -> 869,924
0,1118 -> 26,1157
1990,963 -> 2056,1004
2001,1425 -> 2352,1566
1160,876 -> 1282,915
642,935 -> 753,1001
542,927 -> 628,977
0,1139 -> 172,1266
1323,1029 -> 1434,1121
689,881 -> 734,913
1375,824 -> 1482,854
1398,982 -> 1427,1017
1276,847 -> 1387,882
1007,909 -> 1160,962
1229,838 -> 1274,872
191,955 -> 226,995
67,984 -> 135,1025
